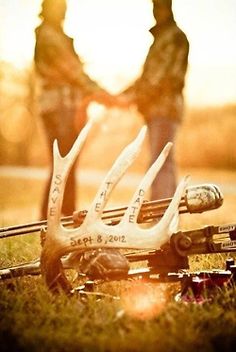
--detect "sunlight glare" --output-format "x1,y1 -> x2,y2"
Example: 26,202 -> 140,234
65,0 -> 154,93
121,282 -> 167,320
0,0 -> 236,105
0,0 -> 41,68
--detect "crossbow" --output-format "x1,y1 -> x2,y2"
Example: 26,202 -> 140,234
1,122 -> 236,302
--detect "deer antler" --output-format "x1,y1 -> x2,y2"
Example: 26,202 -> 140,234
41,123 -> 189,292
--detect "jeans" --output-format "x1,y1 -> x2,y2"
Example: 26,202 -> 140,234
40,105 -> 79,219
147,117 -> 179,201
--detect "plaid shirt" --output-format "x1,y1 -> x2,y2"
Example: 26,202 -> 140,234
34,22 -> 100,114
133,21 -> 189,122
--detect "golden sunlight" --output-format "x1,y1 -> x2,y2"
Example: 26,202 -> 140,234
0,0 -> 236,106
0,0 -> 41,68
121,282 -> 167,320
65,0 -> 154,93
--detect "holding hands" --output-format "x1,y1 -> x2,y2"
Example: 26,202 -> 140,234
75,89 -> 133,131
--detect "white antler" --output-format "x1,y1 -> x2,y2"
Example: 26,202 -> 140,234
41,122 -> 189,291
46,120 -> 93,232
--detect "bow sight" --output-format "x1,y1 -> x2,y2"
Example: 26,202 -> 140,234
0,122 -> 235,302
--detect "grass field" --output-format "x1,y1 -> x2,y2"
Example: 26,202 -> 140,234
0,166 -> 236,352
1,104 -> 236,351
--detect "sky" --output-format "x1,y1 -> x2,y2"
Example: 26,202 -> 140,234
0,0 -> 236,107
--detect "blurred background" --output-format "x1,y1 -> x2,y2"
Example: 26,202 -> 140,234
0,0 -> 236,167
0,0 -> 236,222
1,4 -> 236,349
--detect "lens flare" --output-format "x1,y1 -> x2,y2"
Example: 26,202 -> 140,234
121,282 -> 167,320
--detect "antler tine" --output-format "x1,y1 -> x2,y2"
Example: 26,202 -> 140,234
47,120 -> 93,229
156,175 -> 190,238
41,121 -> 94,292
82,126 -> 147,226
119,175 -> 189,249
116,141 -> 185,247
120,142 -> 173,226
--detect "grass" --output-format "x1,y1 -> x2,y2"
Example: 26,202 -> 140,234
1,168 -> 236,352
0,278 -> 236,352
1,104 -> 236,351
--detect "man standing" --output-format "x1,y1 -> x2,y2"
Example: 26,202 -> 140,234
125,0 -> 189,200
34,0 -> 115,218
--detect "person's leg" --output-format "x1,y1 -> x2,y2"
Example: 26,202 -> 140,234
58,111 -> 78,216
40,111 -> 58,219
147,117 -> 179,200
40,106 -> 78,219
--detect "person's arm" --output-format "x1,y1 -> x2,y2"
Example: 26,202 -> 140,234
35,25 -> 101,94
35,25 -> 124,116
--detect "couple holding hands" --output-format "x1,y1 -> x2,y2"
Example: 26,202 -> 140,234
34,0 -> 189,219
